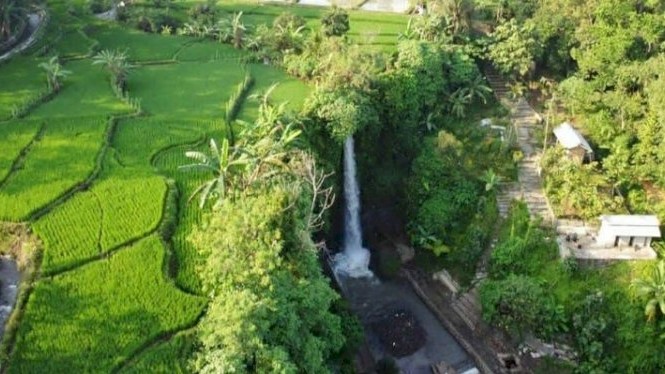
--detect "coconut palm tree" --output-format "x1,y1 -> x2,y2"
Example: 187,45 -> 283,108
38,56 -> 71,92
448,88 -> 471,118
633,260 -> 665,322
179,138 -> 250,208
92,49 -> 132,90
466,75 -> 493,104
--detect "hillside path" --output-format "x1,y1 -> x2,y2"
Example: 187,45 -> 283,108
484,66 -> 554,224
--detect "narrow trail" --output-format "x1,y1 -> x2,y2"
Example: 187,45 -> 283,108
484,66 -> 554,224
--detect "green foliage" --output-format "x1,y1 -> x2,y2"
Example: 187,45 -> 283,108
541,146 -> 623,219
321,6 -> 349,37
632,260 -> 665,322
9,235 -> 205,373
489,202 -> 558,278
192,188 -> 344,373
480,274 -> 565,339
571,291 -> 615,373
304,86 -> 379,141
407,132 -> 480,248
34,176 -> 167,274
37,56 -> 71,93
486,19 -> 539,78
0,117 -> 107,221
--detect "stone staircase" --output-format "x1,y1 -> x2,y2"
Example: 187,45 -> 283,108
485,66 -> 554,223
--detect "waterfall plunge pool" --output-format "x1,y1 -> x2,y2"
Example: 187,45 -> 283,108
332,136 -> 476,373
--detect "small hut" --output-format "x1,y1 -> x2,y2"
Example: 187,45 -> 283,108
553,122 -> 594,162
597,215 -> 661,249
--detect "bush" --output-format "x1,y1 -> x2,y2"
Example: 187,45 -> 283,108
321,6 -> 350,37
480,274 -> 565,339
88,0 -> 112,14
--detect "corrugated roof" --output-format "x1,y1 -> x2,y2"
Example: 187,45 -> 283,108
601,215 -> 660,226
600,215 -> 661,238
553,122 -> 593,153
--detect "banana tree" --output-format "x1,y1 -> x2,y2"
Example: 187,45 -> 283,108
179,138 -> 250,208
38,56 -> 71,92
633,261 -> 665,322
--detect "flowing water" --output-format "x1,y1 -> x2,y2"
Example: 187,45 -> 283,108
333,136 -> 475,373
333,137 -> 373,278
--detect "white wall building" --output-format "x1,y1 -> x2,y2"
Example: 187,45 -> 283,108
597,215 -> 661,248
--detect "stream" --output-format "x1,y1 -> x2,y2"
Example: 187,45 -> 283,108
0,256 -> 20,339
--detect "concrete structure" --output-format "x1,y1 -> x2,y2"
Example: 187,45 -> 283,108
553,122 -> 594,163
597,215 -> 661,249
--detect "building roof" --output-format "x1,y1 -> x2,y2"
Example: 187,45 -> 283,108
600,215 -> 661,238
553,122 -> 593,153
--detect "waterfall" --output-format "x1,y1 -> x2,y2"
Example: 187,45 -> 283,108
334,136 -> 373,278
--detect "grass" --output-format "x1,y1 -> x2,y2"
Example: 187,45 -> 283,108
176,40 -> 245,62
8,235 -> 206,374
90,23 -> 190,62
30,60 -> 132,118
0,119 -> 42,182
112,118 -> 212,168
238,63 -> 311,122
0,56 -> 47,120
34,175 -> 167,274
121,330 -> 197,374
153,143 -> 212,293
215,1 -> 408,51
0,117 -> 107,221
128,60 -> 247,120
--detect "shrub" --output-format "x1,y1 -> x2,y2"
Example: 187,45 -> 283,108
321,7 -> 350,37
480,274 -> 566,339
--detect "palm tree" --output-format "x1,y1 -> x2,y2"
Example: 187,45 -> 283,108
633,261 -> 665,322
448,88 -> 471,118
92,49 -> 132,90
179,138 -> 250,208
466,75 -> 493,104
38,56 -> 71,92
421,112 -> 437,132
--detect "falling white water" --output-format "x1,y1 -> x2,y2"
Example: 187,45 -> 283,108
334,136 -> 373,278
